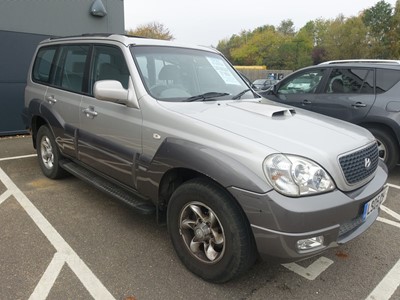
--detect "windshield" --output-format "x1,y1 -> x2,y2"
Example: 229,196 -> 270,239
130,46 -> 256,102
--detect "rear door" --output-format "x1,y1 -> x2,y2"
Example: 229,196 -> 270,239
78,44 -> 142,188
44,44 -> 90,158
312,67 -> 376,123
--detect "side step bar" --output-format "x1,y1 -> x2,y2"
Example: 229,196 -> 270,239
60,160 -> 156,215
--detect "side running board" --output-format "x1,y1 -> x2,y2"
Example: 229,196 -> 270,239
60,160 -> 155,215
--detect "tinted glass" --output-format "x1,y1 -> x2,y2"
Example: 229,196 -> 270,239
325,68 -> 373,94
376,69 -> 400,94
91,45 -> 130,94
54,45 -> 90,93
32,47 -> 57,83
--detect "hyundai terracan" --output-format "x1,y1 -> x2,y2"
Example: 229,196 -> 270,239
23,34 -> 388,283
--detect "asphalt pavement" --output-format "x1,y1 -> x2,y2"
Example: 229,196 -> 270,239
0,136 -> 399,300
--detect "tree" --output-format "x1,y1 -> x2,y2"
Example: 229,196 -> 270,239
127,22 -> 174,40
362,0 -> 393,58
387,0 -> 400,58
216,1 -> 400,69
277,19 -> 295,36
323,16 -> 369,60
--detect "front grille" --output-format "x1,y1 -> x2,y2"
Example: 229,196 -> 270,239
339,143 -> 379,185
338,216 -> 364,237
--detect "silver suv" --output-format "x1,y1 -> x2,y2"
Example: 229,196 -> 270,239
23,34 -> 388,283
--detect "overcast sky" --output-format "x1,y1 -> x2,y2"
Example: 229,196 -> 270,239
124,0 -> 398,47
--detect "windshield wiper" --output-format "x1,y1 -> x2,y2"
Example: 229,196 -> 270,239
232,89 -> 251,100
183,92 -> 230,102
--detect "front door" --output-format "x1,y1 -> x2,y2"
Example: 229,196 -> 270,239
272,68 -> 327,112
78,45 -> 142,188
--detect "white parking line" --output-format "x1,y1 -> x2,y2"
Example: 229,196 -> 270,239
282,257 -> 334,280
381,205 -> 400,222
366,184 -> 400,299
0,167 -> 115,300
387,183 -> 400,190
366,258 -> 400,300
30,253 -> 66,300
0,154 -> 37,162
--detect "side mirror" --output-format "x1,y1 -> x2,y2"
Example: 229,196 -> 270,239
270,84 -> 278,95
94,79 -> 139,108
94,80 -> 129,104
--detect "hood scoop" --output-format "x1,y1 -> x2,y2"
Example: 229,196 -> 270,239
227,101 -> 296,118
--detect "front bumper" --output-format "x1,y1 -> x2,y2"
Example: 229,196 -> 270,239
229,160 -> 388,262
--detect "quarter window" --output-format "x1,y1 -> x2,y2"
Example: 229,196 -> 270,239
32,47 -> 57,83
376,69 -> 400,94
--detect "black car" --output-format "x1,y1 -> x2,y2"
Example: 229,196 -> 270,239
266,60 -> 400,170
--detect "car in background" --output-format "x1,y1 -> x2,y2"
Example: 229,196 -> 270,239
265,60 -> 400,170
253,79 -> 278,90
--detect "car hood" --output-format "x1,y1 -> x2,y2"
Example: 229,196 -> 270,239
159,99 -> 374,156
158,99 -> 376,191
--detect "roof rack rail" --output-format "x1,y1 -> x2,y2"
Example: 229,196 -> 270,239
49,33 -> 115,40
319,59 -> 400,65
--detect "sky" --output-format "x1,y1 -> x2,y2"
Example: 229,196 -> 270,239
124,0 -> 398,47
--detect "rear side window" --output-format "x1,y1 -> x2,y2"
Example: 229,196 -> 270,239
32,47 -> 57,83
54,45 -> 90,93
325,68 -> 374,94
376,69 -> 400,94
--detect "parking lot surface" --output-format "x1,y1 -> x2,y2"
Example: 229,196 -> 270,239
0,136 -> 399,300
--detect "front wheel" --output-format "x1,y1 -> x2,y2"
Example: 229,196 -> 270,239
367,127 -> 399,171
36,125 -> 68,179
167,178 -> 257,283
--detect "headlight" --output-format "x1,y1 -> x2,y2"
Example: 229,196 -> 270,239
263,154 -> 335,197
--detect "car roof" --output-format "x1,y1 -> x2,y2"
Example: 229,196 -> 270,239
39,33 -> 218,53
295,61 -> 400,73
319,59 -> 400,65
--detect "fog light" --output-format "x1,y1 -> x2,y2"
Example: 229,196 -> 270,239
297,236 -> 324,251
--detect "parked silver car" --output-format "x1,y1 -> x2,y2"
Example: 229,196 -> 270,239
23,34 -> 388,283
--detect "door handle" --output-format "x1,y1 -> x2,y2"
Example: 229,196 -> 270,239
302,99 -> 312,105
82,107 -> 98,118
46,95 -> 57,104
352,102 -> 367,108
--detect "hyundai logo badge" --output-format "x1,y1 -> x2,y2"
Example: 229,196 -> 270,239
365,157 -> 371,169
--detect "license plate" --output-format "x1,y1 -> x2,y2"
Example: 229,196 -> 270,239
362,185 -> 388,221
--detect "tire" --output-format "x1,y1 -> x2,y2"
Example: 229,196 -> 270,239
167,178 -> 257,283
367,127 -> 399,171
36,125 -> 68,179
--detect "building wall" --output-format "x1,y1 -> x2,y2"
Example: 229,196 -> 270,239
0,0 -> 124,135
0,0 -> 124,36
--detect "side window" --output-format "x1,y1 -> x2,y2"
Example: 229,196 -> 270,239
325,68 -> 374,94
91,45 -> 130,94
278,69 -> 325,95
376,69 -> 400,94
32,47 -> 57,84
54,45 -> 90,93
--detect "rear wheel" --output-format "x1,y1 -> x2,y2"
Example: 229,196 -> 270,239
167,178 -> 257,283
367,127 -> 399,171
36,125 -> 68,179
